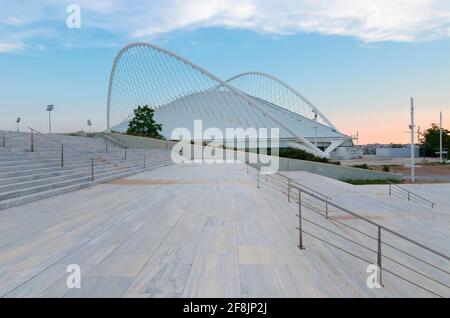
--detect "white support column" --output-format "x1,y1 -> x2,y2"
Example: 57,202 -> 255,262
410,97 -> 416,183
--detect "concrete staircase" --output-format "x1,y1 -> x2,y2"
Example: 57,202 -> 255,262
0,130 -> 173,210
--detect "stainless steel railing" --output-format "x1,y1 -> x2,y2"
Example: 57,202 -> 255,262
29,127 -> 101,181
248,163 -> 450,297
388,181 -> 436,208
97,133 -> 148,169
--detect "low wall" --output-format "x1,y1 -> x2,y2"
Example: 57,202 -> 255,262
184,144 -> 404,182
109,133 -> 174,149
104,137 -> 403,181
277,156 -> 403,181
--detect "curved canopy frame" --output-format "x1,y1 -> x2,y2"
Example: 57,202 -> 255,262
226,72 -> 338,131
107,42 -> 327,157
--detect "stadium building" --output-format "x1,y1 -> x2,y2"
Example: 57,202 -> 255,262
107,43 -> 361,160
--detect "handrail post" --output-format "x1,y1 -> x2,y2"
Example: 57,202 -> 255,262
288,181 -> 291,203
377,226 -> 383,287
325,199 -> 329,220
388,184 -> 391,196
298,189 -> 305,250
124,148 -> 127,160
408,192 -> 411,201
257,169 -> 260,189
144,154 -> 146,169
30,129 -> 34,152
61,144 -> 64,167
2,133 -> 5,147
91,158 -> 94,181
105,140 -> 108,153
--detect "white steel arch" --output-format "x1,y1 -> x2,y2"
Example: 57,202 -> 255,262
106,42 -> 328,157
225,72 -> 338,131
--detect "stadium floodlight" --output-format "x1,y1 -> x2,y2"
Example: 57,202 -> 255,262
45,105 -> 54,133
87,119 -> 92,135
16,117 -> 21,132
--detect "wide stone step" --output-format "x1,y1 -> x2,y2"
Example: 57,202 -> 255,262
0,163 -> 135,201
0,156 -> 60,165
0,161 -> 111,179
0,158 -> 172,200
0,160 -> 173,210
0,161 -> 124,186
0,162 -> 63,173
0,168 -> 88,187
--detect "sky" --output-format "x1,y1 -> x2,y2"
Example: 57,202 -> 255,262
0,0 -> 449,144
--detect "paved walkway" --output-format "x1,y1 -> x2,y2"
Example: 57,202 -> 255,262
0,163 -> 448,297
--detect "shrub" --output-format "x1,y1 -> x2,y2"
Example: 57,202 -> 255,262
351,164 -> 371,170
278,148 -> 334,164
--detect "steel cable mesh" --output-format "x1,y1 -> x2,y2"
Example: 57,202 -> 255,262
108,44 -> 286,134
225,72 -> 333,128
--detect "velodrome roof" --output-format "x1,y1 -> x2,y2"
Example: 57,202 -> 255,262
112,90 -> 346,141
107,42 -> 350,156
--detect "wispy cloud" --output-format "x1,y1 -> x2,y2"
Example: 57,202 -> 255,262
0,0 -> 449,53
0,42 -> 24,53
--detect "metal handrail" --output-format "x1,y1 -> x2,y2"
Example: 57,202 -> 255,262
97,133 -> 149,169
98,132 -> 130,149
29,128 -> 95,160
28,127 -> 97,181
279,172 -> 330,202
248,163 -> 450,297
388,181 -> 436,208
288,183 -> 449,261
247,162 -> 330,202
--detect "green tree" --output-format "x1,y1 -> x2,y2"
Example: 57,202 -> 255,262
421,123 -> 449,158
127,105 -> 164,139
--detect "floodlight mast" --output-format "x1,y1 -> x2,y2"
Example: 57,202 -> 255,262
46,105 -> 54,134
16,117 -> 21,132
87,119 -> 92,135
410,97 -> 415,183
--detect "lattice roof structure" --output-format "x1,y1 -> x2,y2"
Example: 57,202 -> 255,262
107,43 -> 353,158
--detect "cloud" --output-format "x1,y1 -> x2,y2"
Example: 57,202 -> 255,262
0,0 -> 449,53
0,42 -> 24,53
78,0 -> 450,42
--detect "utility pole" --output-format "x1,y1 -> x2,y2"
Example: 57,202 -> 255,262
417,126 -> 425,162
410,97 -> 416,183
313,113 -> 318,146
440,111 -> 443,164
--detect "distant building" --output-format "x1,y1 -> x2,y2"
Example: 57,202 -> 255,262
375,145 -> 419,158
361,144 -> 420,158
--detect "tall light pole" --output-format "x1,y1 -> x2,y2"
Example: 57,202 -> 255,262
46,105 -> 54,133
410,97 -> 416,183
440,111 -> 443,164
313,112 -> 318,146
16,117 -> 21,132
87,119 -> 92,136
